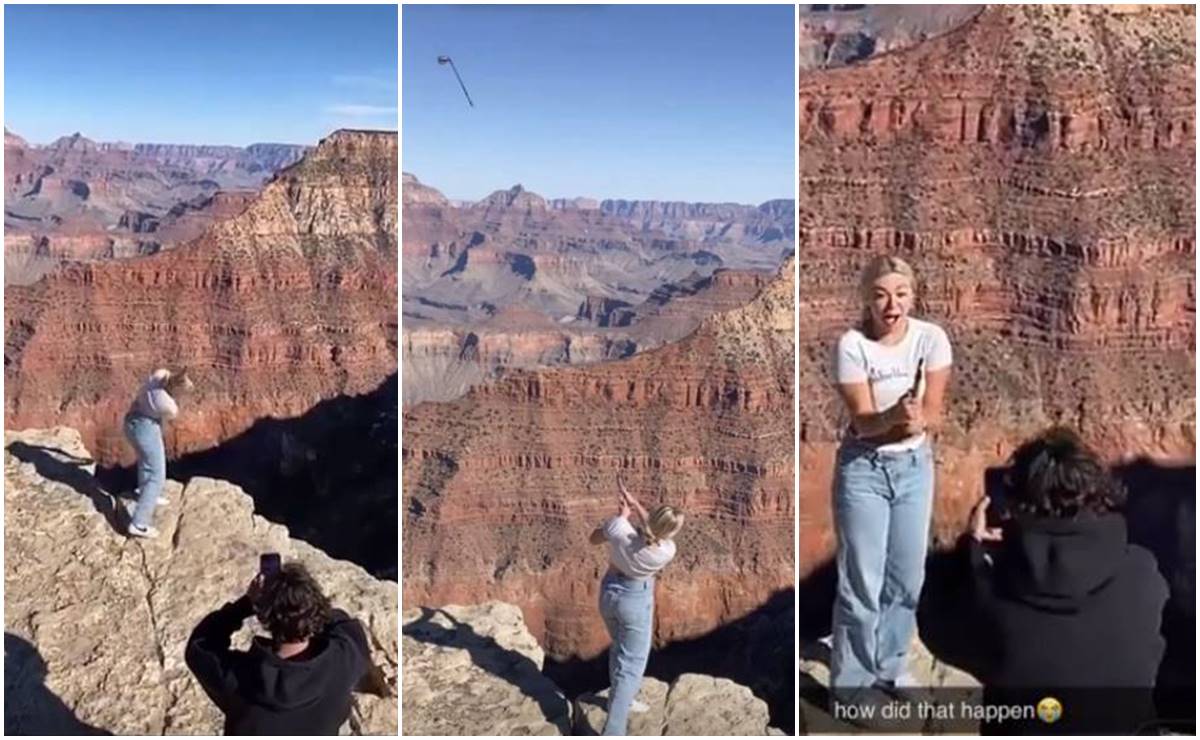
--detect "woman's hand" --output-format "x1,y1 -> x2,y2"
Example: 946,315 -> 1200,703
618,497 -> 631,519
885,395 -> 925,435
970,496 -> 1003,543
617,474 -> 649,527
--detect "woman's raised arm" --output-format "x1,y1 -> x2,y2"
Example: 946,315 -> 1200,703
618,476 -> 650,530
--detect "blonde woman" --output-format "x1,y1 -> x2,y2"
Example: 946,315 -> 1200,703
589,476 -> 684,735
124,367 -> 193,539
831,255 -> 952,697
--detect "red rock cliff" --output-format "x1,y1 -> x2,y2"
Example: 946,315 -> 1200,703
403,259 -> 795,660
4,129 -> 398,465
798,5 -> 1195,576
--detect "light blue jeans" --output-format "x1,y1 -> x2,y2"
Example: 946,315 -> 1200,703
599,571 -> 654,735
831,438 -> 934,692
124,413 -> 165,529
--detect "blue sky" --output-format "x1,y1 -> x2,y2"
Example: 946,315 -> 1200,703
5,5 -> 397,147
402,5 -> 794,204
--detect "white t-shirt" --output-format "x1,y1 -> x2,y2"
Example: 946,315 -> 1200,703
131,369 -> 180,421
603,515 -> 676,580
833,317 -> 952,451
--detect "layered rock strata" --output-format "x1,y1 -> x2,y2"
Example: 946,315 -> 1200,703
5,129 -> 398,468
402,268 -> 772,407
403,260 -> 795,660
798,4 -> 1196,574
4,131 -> 307,283
4,427 -> 397,735
402,174 -> 792,404
798,5 -> 982,70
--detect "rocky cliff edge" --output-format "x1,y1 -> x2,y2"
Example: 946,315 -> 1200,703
402,601 -> 782,736
4,427 -> 397,735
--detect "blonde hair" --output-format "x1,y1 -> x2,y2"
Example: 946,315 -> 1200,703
858,255 -> 916,328
642,505 -> 684,546
164,367 -> 195,396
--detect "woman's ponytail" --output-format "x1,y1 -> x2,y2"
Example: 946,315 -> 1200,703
640,527 -> 660,547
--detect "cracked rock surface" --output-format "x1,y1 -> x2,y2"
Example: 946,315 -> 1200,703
4,427 -> 397,735
402,602 -> 571,736
573,674 -> 783,736
402,601 -> 782,736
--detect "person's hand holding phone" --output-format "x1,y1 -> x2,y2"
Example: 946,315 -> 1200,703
971,496 -> 1003,543
246,573 -> 265,607
249,553 -> 281,606
896,359 -> 926,434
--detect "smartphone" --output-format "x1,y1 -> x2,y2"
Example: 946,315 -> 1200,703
983,467 -> 1010,526
260,553 -> 281,577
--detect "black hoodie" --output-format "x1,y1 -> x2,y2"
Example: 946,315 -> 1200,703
185,597 -> 370,735
969,513 -> 1169,734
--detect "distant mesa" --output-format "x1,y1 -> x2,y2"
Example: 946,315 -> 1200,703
49,132 -> 98,152
4,128 -> 399,468
5,127 -> 29,148
401,172 -> 795,406
3,126 -> 314,285
549,196 -> 600,210
479,184 -> 548,211
401,172 -> 450,206
798,4 -> 983,69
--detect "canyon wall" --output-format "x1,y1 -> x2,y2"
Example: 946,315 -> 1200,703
402,173 -> 792,405
4,129 -> 398,467
403,259 -> 794,660
798,4 -> 1195,575
4,130 -> 308,283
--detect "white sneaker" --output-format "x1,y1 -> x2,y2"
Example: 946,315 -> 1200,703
879,671 -> 926,702
605,696 -> 650,714
130,488 -> 168,506
127,523 -> 159,539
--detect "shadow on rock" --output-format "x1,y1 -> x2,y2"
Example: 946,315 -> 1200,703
5,442 -> 124,536
1119,459 -> 1196,731
403,607 -> 569,730
97,375 -> 398,579
4,633 -> 111,736
796,560 -> 837,730
545,588 -> 795,734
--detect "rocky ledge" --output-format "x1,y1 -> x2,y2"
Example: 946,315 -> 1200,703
799,635 -> 982,734
402,601 -> 782,736
4,427 -> 397,735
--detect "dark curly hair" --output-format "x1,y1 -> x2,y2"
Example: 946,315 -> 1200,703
254,562 -> 332,643
1006,427 -> 1126,518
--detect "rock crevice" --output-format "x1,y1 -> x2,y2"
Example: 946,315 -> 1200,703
4,427 -> 397,736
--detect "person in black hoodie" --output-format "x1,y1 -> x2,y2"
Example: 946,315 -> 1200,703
966,427 -> 1169,734
185,561 -> 370,735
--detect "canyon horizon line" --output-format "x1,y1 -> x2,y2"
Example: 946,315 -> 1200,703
403,171 -> 796,211
6,125 -> 397,150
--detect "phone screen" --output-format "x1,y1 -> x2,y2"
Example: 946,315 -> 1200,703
260,553 -> 281,577
983,467 -> 1010,525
